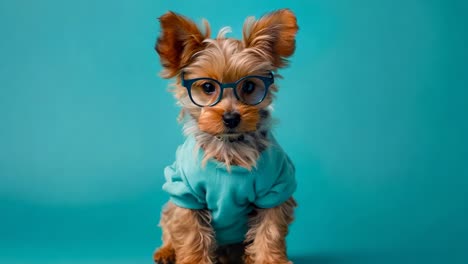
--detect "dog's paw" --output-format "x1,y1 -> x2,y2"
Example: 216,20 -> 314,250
153,246 -> 175,264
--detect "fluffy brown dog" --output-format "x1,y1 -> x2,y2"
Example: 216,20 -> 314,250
153,9 -> 298,264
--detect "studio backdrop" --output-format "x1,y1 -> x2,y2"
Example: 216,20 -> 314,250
1,0 -> 467,263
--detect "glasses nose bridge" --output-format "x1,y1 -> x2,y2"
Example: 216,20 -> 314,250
220,82 -> 240,103
220,82 -> 237,89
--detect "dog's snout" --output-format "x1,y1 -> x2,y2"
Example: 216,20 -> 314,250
222,112 -> 241,129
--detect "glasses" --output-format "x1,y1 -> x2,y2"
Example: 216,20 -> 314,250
181,72 -> 274,107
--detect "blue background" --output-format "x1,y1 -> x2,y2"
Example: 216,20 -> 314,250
1,0 -> 467,263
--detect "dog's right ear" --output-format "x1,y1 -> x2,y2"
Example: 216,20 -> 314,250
155,12 -> 210,78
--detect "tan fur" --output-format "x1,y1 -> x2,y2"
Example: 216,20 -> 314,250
154,9 -> 298,264
236,104 -> 260,132
244,198 -> 297,264
156,12 -> 210,78
154,202 -> 215,264
243,9 -> 298,68
198,104 -> 226,135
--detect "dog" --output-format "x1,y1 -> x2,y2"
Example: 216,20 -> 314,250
153,9 -> 298,264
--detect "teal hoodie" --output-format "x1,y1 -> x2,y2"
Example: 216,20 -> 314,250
162,135 -> 296,245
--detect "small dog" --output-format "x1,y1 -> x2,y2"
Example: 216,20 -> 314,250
153,9 -> 298,264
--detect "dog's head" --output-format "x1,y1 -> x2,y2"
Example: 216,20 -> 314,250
155,9 -> 298,169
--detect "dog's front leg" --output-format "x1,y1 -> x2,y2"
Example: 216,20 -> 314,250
244,197 -> 297,264
155,202 -> 215,264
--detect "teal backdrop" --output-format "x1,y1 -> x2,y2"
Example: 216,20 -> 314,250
1,0 -> 467,263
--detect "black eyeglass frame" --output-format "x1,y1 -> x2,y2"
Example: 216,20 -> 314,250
181,71 -> 275,107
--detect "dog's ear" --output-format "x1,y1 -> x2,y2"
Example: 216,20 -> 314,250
155,12 -> 210,78
242,9 -> 298,68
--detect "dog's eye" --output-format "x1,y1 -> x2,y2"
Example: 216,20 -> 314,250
202,82 -> 216,95
242,81 -> 256,94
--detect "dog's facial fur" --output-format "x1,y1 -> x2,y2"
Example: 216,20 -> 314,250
156,9 -> 298,170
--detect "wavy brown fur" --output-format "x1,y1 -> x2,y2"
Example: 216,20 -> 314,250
154,202 -> 215,264
244,198 -> 297,264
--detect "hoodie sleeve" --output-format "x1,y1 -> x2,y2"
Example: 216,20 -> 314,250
162,161 -> 206,210
254,147 -> 297,208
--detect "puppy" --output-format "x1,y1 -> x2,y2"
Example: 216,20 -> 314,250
153,9 -> 298,264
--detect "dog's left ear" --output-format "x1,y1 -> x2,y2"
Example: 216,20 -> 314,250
243,9 -> 298,68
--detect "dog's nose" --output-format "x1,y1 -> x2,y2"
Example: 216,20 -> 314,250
222,112 -> 241,129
